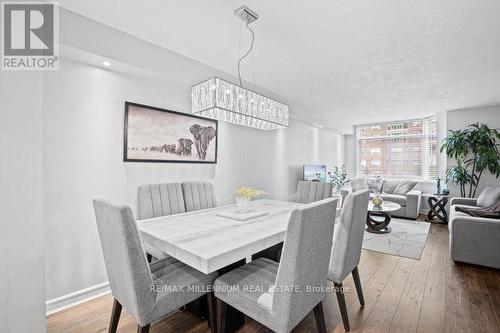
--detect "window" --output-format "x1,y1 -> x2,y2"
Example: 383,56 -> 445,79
357,116 -> 437,179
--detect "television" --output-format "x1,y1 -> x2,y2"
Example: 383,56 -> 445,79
303,164 -> 327,182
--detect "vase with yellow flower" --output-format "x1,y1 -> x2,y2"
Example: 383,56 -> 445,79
235,187 -> 265,213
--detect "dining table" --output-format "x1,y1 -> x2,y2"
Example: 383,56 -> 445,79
137,198 -> 340,332
138,199 -> 304,274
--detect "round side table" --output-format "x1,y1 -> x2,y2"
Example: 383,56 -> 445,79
426,194 -> 449,223
366,201 -> 401,234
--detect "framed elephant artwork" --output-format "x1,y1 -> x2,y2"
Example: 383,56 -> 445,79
123,102 -> 218,163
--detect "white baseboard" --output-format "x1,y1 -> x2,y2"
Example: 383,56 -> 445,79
46,281 -> 110,315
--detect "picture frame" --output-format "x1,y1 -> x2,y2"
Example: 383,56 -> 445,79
123,102 -> 218,163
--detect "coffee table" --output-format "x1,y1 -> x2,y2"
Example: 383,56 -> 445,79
366,201 -> 402,234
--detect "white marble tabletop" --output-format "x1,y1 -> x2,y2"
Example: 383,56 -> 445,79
368,201 -> 401,212
137,199 -> 304,274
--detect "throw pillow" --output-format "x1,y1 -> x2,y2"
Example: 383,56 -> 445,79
477,186 -> 500,207
393,181 -> 418,195
382,180 -> 399,194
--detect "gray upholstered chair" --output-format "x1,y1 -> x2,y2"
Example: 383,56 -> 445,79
93,199 -> 217,333
328,189 -> 370,331
137,183 -> 186,260
138,183 -> 186,219
214,198 -> 338,333
449,186 -> 500,269
181,181 -> 217,212
294,180 -> 332,203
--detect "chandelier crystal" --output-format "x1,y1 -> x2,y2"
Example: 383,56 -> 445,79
191,77 -> 289,130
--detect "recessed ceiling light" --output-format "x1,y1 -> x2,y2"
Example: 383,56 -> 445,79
102,61 -> 111,67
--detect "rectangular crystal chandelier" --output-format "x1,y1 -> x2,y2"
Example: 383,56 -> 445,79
191,77 -> 289,130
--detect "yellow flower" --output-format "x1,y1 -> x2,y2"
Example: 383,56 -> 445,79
235,187 -> 265,199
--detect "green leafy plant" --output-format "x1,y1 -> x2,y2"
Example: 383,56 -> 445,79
328,164 -> 350,192
441,123 -> 500,197
443,159 -> 472,197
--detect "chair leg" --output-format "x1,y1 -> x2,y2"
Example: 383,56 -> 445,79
108,298 -> 122,333
352,266 -> 365,306
216,297 -> 227,333
207,292 -> 216,332
146,253 -> 152,263
313,301 -> 327,333
137,324 -> 150,333
334,282 -> 350,332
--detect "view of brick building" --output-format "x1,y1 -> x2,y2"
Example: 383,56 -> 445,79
358,117 -> 437,179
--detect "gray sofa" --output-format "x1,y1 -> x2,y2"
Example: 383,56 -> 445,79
351,178 -> 421,220
449,186 -> 500,269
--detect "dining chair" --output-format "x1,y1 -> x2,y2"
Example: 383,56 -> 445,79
327,189 -> 370,331
93,199 -> 218,333
294,180 -> 332,203
137,182 -> 186,260
138,183 -> 186,219
182,181 -> 217,212
214,198 -> 338,333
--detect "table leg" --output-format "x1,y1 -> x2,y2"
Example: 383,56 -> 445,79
185,259 -> 246,332
366,212 -> 392,233
217,259 -> 246,333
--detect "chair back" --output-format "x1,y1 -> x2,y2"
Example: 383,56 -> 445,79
294,181 -> 332,203
328,189 -> 369,282
182,181 -> 217,212
137,182 -> 185,219
93,199 -> 155,323
274,198 -> 337,332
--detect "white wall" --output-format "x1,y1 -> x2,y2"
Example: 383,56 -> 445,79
445,105 -> 500,197
344,134 -> 356,179
43,56 -> 344,302
0,72 -> 46,332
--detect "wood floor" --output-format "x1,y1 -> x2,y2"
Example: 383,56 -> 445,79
47,223 -> 500,333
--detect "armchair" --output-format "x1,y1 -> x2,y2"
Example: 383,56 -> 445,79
449,186 -> 500,269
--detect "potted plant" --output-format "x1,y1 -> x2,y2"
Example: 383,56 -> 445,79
235,187 -> 265,213
441,123 -> 500,197
328,164 -> 350,204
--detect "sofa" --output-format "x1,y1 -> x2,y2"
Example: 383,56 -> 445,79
351,178 -> 421,220
449,186 -> 500,269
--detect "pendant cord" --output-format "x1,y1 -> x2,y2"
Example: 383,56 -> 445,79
238,22 -> 255,88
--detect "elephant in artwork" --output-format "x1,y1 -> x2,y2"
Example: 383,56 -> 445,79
164,144 -> 176,154
176,138 -> 193,156
189,124 -> 216,160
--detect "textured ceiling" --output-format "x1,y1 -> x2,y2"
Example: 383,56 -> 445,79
59,0 -> 500,133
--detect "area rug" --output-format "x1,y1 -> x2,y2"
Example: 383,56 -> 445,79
362,218 -> 431,260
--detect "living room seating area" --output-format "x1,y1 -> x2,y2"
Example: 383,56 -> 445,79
351,177 -> 422,220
